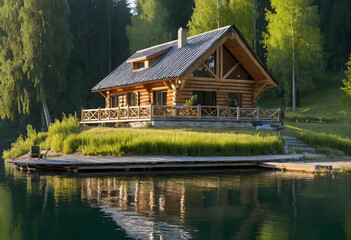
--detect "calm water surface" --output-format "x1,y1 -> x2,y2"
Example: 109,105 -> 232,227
1,159 -> 351,240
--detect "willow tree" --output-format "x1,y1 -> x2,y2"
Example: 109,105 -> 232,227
187,0 -> 255,45
341,55 -> 351,100
0,0 -> 71,128
263,0 -> 324,113
0,0 -> 33,120
20,0 -> 72,127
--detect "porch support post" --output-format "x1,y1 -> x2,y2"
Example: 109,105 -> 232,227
197,105 -> 201,120
117,106 -> 121,120
98,107 -> 101,121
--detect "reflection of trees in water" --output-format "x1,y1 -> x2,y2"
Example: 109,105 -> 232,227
0,185 -> 22,240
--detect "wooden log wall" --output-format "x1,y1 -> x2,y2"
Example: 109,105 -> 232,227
102,82 -> 174,107
176,78 -> 255,107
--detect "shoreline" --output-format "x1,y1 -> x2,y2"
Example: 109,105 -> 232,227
8,153 -> 345,173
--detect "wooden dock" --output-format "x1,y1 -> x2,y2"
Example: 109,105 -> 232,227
7,154 -> 325,173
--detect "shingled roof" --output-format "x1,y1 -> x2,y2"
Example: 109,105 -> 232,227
92,25 -> 275,91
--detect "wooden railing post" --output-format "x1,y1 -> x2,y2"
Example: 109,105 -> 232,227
256,106 -> 260,120
98,107 -> 101,121
278,108 -> 281,121
150,105 -> 153,120
108,108 -> 111,120
117,106 -> 120,120
197,105 -> 201,120
127,105 -> 129,119
217,105 -> 220,120
237,106 -> 240,120
138,105 -> 141,119
81,108 -> 84,122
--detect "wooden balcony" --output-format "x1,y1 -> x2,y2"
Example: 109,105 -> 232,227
80,105 -> 281,124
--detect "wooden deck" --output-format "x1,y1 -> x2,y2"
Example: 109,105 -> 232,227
80,105 -> 281,124
7,153 -> 323,173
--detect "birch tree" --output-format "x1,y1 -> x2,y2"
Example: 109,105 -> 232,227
263,0 -> 324,113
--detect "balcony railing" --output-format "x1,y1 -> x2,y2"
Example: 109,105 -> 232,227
80,105 -> 281,124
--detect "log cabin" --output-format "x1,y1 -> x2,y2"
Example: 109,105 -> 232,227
82,24 -> 280,127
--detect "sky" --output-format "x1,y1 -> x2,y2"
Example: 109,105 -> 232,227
127,0 -> 136,10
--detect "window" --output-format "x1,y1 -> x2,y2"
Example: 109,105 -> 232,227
153,90 -> 167,105
111,96 -> 119,108
191,52 -> 216,78
127,92 -> 138,106
136,61 -> 145,69
228,93 -> 242,107
193,91 -> 216,106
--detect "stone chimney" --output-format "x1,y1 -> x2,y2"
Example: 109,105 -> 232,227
178,27 -> 187,48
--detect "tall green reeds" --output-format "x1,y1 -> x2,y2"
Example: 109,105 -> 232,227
62,129 -> 285,156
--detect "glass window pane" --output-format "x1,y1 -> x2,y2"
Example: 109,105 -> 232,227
193,91 -> 216,106
228,93 -> 242,107
153,91 -> 167,105
191,52 -> 216,78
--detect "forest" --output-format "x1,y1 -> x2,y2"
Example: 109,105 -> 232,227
0,0 -> 350,150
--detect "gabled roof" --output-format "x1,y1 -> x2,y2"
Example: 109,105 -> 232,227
92,25 -> 276,91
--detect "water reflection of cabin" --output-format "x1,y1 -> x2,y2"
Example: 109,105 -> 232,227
81,25 -> 280,126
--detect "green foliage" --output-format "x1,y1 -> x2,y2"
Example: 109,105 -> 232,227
263,0 -> 325,107
184,95 -> 198,106
187,0 -> 255,45
2,114 -> 79,159
0,0 -> 72,120
127,0 -> 171,53
341,55 -> 351,100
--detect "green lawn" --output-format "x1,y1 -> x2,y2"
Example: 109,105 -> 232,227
282,121 -> 351,155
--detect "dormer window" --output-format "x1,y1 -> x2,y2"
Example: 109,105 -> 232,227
132,61 -> 147,71
137,61 -> 145,69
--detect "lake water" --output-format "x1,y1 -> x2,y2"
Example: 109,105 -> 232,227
1,159 -> 351,240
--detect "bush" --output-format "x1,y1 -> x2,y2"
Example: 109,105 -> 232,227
3,114 -> 80,159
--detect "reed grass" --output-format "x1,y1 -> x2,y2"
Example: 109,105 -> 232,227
62,128 -> 284,156
3,117 -> 285,159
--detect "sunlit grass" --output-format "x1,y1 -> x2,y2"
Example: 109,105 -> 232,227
2,117 -> 285,159
283,122 -> 351,155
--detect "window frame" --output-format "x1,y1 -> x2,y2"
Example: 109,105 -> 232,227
193,91 -> 217,106
227,93 -> 242,107
127,92 -> 139,106
153,90 -> 168,106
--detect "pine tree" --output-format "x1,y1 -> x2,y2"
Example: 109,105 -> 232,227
263,0 -> 325,113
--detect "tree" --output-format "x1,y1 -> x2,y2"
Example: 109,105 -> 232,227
263,0 -> 325,113
0,0 -> 33,120
341,55 -> 351,99
0,0 -> 72,129
187,0 -> 255,45
126,0 -> 171,53
20,0 -> 72,128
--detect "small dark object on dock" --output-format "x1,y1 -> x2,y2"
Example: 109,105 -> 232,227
29,146 -> 51,161
30,146 -> 40,160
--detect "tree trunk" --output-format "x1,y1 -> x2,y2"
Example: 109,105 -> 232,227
290,3 -> 296,114
41,96 -> 51,130
253,0 -> 257,53
216,0 -> 220,28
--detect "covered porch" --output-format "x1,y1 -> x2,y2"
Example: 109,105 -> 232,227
80,105 -> 282,126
